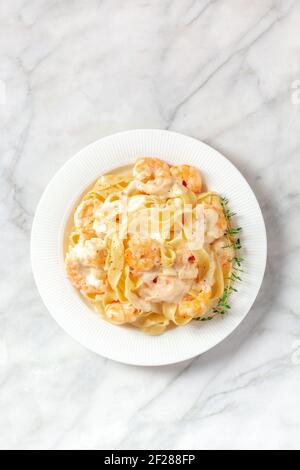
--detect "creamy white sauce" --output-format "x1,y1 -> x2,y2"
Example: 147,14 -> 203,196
175,249 -> 199,280
130,295 -> 161,314
194,249 -> 215,291
93,221 -> 108,234
85,269 -> 104,289
135,179 -> 173,195
138,276 -> 192,304
138,271 -> 160,284
127,195 -> 149,212
177,263 -> 198,280
161,267 -> 178,277
204,207 -> 224,243
167,181 -> 187,198
73,238 -> 105,266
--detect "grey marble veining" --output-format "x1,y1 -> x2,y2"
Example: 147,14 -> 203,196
0,0 -> 300,450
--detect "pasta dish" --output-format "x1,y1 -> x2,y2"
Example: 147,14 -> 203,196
65,157 -> 242,335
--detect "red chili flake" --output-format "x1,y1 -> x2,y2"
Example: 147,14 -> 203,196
182,181 -> 187,187
153,277 -> 158,284
188,256 -> 196,263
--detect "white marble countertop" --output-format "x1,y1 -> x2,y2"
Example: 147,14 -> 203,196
1,0 -> 300,450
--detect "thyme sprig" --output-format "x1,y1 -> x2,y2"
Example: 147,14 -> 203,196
226,227 -> 242,236
224,238 -> 242,250
232,256 -> 243,267
211,261 -> 242,317
195,195 -> 242,321
220,196 -> 236,222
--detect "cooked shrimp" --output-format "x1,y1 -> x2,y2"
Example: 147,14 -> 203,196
125,238 -> 161,272
74,199 -> 100,230
65,255 -> 107,295
211,237 -> 234,277
133,157 -> 172,195
177,287 -> 211,318
105,302 -> 139,325
204,203 -> 227,243
170,165 -> 202,193
134,157 -> 170,181
175,249 -> 199,280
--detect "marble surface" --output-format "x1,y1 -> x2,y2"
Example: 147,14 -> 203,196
1,0 -> 300,450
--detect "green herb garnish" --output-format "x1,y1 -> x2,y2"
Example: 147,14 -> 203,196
195,195 -> 242,321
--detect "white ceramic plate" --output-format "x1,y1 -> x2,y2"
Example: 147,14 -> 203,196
31,129 -> 267,366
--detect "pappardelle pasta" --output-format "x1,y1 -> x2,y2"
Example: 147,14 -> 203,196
65,157 -> 242,335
